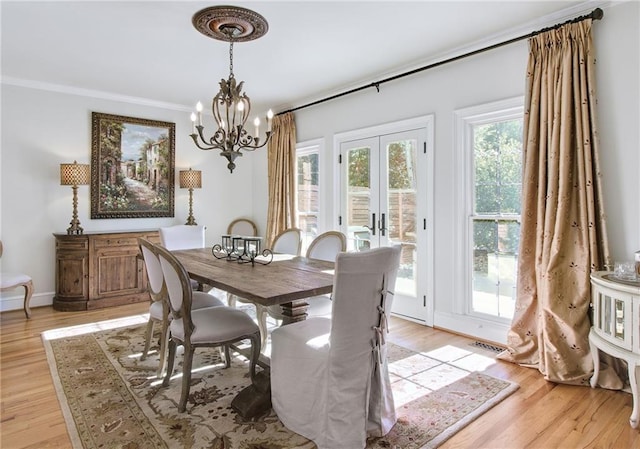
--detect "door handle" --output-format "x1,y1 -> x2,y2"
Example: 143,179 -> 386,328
379,213 -> 386,237
363,213 -> 376,236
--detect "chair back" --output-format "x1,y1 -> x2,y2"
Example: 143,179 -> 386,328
306,231 -> 346,262
272,228 -> 302,255
138,238 -> 165,300
326,246 -> 401,440
159,224 -> 206,251
227,218 -> 258,236
155,244 -> 194,335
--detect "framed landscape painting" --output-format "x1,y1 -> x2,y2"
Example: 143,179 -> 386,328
90,112 -> 175,219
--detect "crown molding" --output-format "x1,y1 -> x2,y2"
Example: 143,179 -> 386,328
1,76 -> 192,112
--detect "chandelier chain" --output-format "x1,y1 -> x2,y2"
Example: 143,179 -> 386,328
229,41 -> 234,78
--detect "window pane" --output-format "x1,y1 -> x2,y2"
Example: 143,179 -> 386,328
347,147 -> 371,252
296,149 -> 319,251
471,115 -> 522,321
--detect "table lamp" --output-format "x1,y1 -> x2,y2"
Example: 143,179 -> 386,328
60,161 -> 90,235
179,168 -> 202,225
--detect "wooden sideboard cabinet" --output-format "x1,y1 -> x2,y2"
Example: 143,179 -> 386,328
589,271 -> 640,428
53,230 -> 160,311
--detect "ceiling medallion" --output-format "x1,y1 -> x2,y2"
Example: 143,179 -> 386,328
192,5 -> 268,42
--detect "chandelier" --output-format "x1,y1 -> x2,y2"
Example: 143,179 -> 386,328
190,6 -> 273,173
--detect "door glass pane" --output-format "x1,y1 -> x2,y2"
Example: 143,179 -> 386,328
386,139 -> 417,296
346,147 -> 371,252
615,298 -> 625,340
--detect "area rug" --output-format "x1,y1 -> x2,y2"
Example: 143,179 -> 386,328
42,315 -> 518,449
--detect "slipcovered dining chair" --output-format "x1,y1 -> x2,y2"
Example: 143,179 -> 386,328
0,240 -> 33,318
263,230 -> 346,327
227,218 -> 258,237
270,246 -> 401,449
138,238 -> 224,378
156,243 -> 262,413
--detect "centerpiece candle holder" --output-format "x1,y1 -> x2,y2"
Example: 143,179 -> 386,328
212,235 -> 273,266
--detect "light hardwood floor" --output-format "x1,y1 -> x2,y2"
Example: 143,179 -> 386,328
1,304 -> 638,448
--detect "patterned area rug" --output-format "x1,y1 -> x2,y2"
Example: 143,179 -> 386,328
42,315 -> 518,449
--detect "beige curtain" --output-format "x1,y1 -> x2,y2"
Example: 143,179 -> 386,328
265,112 -> 297,247
499,20 -> 612,385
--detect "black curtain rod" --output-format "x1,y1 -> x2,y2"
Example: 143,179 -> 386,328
277,7 -> 604,116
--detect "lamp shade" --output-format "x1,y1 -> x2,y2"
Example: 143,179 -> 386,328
179,169 -> 202,189
60,161 -> 90,186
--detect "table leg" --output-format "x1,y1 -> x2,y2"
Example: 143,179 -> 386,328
589,332 -> 600,388
280,299 -> 309,324
629,363 -> 639,429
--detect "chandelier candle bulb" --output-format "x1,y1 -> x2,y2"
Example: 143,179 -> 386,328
196,102 -> 203,126
254,117 -> 260,137
267,109 -> 273,132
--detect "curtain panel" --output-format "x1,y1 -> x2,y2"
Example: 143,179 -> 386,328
265,112 -> 297,248
499,20 -> 612,385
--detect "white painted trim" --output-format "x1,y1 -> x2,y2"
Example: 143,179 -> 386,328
1,76 -> 192,112
452,97 -> 524,331
434,311 -> 510,346
0,291 -> 54,313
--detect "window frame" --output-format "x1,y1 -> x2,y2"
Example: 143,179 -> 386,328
454,97 -> 524,324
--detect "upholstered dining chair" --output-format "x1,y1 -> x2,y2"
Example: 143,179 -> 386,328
138,238 -> 225,378
227,218 -> 258,237
159,224 -> 207,290
271,227 -> 302,256
159,224 -> 206,250
270,246 -> 401,449
155,243 -> 262,413
261,231 -> 346,330
0,240 -> 33,318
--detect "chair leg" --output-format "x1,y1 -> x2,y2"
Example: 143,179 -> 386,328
140,318 -> 155,361
23,280 -> 33,319
157,319 -> 170,378
162,338 -> 177,387
256,305 -> 268,350
223,345 -> 231,368
179,346 -> 195,413
228,292 -> 237,308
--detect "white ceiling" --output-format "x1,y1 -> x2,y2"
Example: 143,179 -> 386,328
1,1 -> 597,115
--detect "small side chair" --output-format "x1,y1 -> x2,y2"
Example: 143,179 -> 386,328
0,240 -> 33,318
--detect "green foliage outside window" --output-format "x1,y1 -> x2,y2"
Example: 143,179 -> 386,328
473,120 -> 523,254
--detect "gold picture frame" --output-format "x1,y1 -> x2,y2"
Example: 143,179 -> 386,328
91,112 -> 175,219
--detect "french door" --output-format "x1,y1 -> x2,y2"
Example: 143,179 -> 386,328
339,127 -> 430,322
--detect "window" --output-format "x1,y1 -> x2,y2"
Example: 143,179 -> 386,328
456,98 -> 523,322
296,142 -> 320,253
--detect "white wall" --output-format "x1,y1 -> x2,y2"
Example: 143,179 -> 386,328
0,86 -> 255,311
251,1 -> 640,341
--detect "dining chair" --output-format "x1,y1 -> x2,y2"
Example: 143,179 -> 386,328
270,246 -> 401,449
156,243 -> 262,413
262,231 -> 346,328
0,240 -> 33,318
271,227 -> 302,256
159,224 -> 207,290
138,238 -> 225,378
159,224 -> 206,250
227,218 -> 258,237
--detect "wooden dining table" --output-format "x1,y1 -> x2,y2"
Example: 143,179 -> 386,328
171,247 -> 335,418
171,247 -> 335,324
